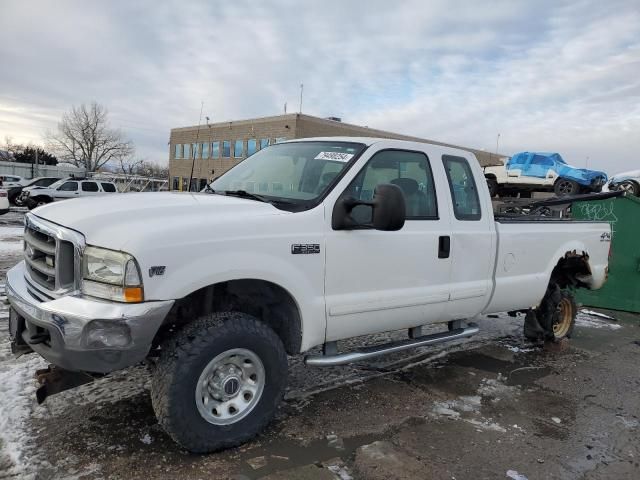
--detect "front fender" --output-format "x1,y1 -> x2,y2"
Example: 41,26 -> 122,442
145,249 -> 326,353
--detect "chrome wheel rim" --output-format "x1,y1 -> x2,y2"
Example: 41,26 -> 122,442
619,182 -> 635,193
195,348 -> 265,425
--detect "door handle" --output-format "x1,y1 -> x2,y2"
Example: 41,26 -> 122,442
438,236 -> 450,259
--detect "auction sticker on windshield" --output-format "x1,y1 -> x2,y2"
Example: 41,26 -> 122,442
314,151 -> 354,162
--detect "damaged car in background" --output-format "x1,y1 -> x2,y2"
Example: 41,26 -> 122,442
6,137 -> 611,452
484,151 -> 608,197
602,169 -> 640,197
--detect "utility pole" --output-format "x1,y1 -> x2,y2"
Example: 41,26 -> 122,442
284,102 -> 287,114
187,102 -> 204,193
299,83 -> 304,113
496,133 -> 501,156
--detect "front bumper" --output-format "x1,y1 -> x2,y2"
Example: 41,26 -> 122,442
6,261 -> 174,373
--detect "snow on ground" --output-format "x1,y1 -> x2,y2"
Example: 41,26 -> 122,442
576,311 -> 622,330
0,227 -> 23,254
0,225 -> 48,478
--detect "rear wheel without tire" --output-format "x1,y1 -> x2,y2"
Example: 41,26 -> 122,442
554,179 -> 580,196
151,312 -> 288,453
524,286 -> 576,342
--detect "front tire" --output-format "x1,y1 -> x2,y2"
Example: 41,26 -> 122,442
486,178 -> 498,197
617,180 -> 639,196
151,312 -> 288,453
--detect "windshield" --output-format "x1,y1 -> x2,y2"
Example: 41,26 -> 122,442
210,141 -> 366,208
45,178 -> 67,189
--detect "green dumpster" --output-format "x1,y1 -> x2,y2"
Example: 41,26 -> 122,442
573,194 -> 640,313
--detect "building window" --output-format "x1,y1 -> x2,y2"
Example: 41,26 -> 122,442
191,143 -> 197,159
201,142 -> 208,158
184,143 -> 191,159
247,139 -> 257,156
259,138 -> 270,149
234,140 -> 244,158
174,144 -> 182,159
274,137 -> 287,144
222,141 -> 231,157
211,141 -> 220,158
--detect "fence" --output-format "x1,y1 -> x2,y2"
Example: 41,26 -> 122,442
88,172 -> 168,192
0,160 -> 85,179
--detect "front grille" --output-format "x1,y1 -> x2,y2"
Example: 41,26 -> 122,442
23,218 -> 78,298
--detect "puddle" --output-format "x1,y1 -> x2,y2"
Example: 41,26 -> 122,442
444,351 -> 551,387
235,432 -> 380,478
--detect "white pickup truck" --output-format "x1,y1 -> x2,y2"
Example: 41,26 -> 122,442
6,138 -> 610,453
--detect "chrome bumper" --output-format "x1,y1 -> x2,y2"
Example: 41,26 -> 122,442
6,261 -> 174,373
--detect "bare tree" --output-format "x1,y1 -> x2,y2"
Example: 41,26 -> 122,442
117,156 -> 144,176
116,157 -> 168,179
47,102 -> 134,172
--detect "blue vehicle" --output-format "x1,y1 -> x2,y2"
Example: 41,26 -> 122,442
484,152 -> 608,197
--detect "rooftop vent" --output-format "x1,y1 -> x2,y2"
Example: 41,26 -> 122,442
325,116 -> 342,122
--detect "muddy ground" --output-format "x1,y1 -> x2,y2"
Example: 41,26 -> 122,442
1,208 -> 639,479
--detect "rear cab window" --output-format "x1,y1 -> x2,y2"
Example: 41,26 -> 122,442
442,155 -> 481,220
81,181 -> 99,192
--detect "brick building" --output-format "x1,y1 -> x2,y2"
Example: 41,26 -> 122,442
169,113 -> 503,191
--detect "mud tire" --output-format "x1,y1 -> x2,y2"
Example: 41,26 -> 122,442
151,312 -> 288,453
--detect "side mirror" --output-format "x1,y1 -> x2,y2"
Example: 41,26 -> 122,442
332,183 -> 406,231
371,184 -> 406,231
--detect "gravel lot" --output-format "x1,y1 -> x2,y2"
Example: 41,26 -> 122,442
1,208 -> 639,479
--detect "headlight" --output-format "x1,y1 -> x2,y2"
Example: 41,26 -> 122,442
82,246 -> 144,303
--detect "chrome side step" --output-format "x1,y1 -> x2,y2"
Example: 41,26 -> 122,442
305,323 -> 479,367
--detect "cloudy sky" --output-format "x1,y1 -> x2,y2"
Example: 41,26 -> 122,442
1,0 -> 638,173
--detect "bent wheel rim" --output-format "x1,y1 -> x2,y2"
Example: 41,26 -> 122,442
195,348 -> 265,425
553,298 -> 573,338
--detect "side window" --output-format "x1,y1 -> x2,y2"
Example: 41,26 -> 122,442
442,155 -> 481,221
345,150 -> 438,222
101,183 -> 117,192
58,181 -> 78,191
81,182 -> 99,192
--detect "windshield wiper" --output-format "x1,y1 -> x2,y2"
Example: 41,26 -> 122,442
223,189 -> 296,205
223,190 -> 271,203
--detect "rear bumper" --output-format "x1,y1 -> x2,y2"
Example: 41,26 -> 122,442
6,261 -> 174,373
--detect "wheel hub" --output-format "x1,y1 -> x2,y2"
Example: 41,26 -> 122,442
195,348 -> 265,425
206,364 -> 243,400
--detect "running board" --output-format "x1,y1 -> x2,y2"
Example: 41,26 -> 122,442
305,323 -> 479,367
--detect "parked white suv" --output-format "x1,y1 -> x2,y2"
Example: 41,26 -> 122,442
23,178 -> 118,209
0,174 -> 28,189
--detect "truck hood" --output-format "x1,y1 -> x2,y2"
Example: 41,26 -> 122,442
33,192 -> 287,249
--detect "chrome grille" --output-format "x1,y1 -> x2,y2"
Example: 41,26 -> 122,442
23,214 -> 84,300
24,226 -> 57,290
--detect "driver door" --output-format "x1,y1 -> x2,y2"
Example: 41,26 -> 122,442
324,148 -> 453,341
54,181 -> 80,199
